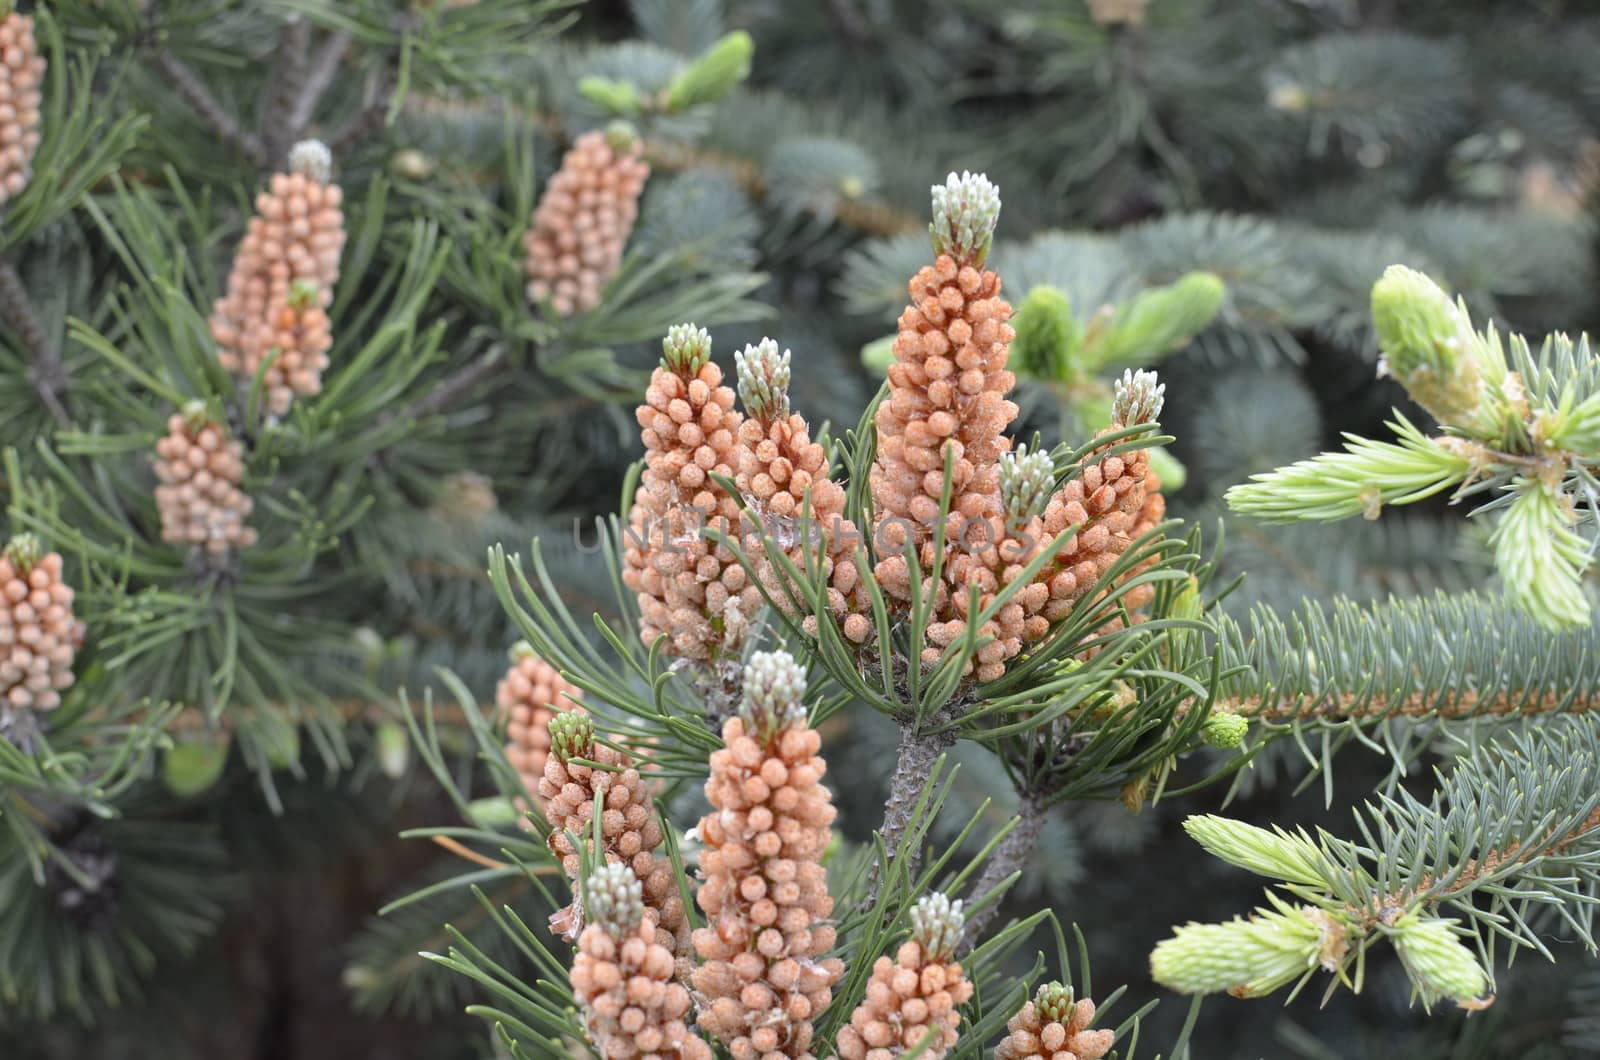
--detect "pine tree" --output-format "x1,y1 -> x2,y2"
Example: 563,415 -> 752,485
7,2 -> 1600,1059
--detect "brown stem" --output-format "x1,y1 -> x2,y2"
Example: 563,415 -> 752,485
285,30 -> 353,146
394,345 -> 507,423
149,46 -> 266,166
0,258 -> 68,425
1215,687 -> 1600,725
876,721 -> 955,883
259,16 -> 310,167
961,789 -> 1048,948
1371,804 -> 1600,926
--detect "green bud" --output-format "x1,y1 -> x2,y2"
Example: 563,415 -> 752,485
1200,711 -> 1249,749
583,861 -> 646,937
1168,575 -> 1203,622
999,444 -> 1056,523
909,892 -> 965,961
1147,446 -> 1187,492
740,649 -> 807,737
1183,814 -> 1327,886
375,721 -> 409,780
2,533 -> 42,573
1151,900 -> 1344,998
603,120 -> 640,155
1489,478 -> 1592,632
1549,390 -> 1600,456
861,334 -> 896,374
578,76 -> 642,117
1033,981 -> 1077,1025
549,711 -> 595,764
287,278 -> 319,311
1113,369 -> 1165,426
735,338 -> 792,422
662,323 -> 713,376
1093,272 -> 1225,368
1371,265 -> 1486,427
162,737 -> 231,797
1389,914 -> 1490,1008
929,172 -> 1001,268
467,795 -> 521,829
663,31 -> 754,113
1011,285 -> 1081,383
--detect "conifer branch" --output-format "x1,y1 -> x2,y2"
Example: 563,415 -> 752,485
393,345 -> 507,423
259,16 -> 310,166
875,721 -> 955,883
0,258 -> 67,425
147,44 -> 265,165
962,788 -> 1047,946
286,29 -> 351,145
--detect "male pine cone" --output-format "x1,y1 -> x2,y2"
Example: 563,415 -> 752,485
0,536 -> 83,714
692,651 -> 843,1059
210,140 -> 346,416
524,124 -> 650,316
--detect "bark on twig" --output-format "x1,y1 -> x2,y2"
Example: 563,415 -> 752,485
394,346 -> 507,423
260,16 -> 310,166
149,47 -> 265,166
962,789 -> 1048,948
285,30 -> 353,147
875,720 -> 956,884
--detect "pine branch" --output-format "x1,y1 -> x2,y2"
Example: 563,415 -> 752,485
147,45 -> 266,166
1210,590 -> 1600,729
962,788 -> 1047,947
875,720 -> 955,884
259,15 -> 311,166
392,345 -> 507,423
286,29 -> 353,145
0,258 -> 67,425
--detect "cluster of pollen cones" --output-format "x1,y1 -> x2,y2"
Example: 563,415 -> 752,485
524,125 -> 650,316
624,172 -> 1166,684
0,537 -> 82,714
154,406 -> 258,557
498,641 -> 584,800
0,9 -> 45,207
517,172 -> 1154,1060
209,140 -> 346,418
507,639 -> 1116,1059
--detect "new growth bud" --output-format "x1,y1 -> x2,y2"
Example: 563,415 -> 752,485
288,139 -> 333,184
662,323 -> 713,376
734,338 -> 791,422
1011,285 -> 1080,382
1391,914 -> 1491,1008
583,861 -> 647,937
999,444 -> 1056,523
1371,265 -> 1486,427
1200,710 -> 1250,749
909,892 -> 965,962
929,171 -> 1001,268
663,30 -> 754,112
603,120 -> 640,155
3,532 -> 41,572
1033,982 -> 1077,1025
1182,814 -> 1328,887
548,710 -> 595,764
1113,368 -> 1165,426
738,648 -> 807,736
1151,900 -> 1345,998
